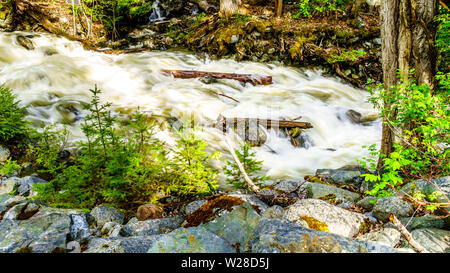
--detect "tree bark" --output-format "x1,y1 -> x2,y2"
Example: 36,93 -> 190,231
275,0 -> 283,17
378,0 -> 438,168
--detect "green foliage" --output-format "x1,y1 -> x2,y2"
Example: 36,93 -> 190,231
32,86 -> 220,211
80,0 -> 153,33
360,73 -> 449,212
293,0 -> 350,19
224,143 -> 269,190
436,5 -> 450,74
327,49 -> 367,64
0,86 -> 29,143
0,158 -> 20,177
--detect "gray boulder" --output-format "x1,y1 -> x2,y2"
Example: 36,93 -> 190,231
0,177 -> 21,195
0,194 -> 27,216
250,218 -> 398,253
120,216 -> 183,237
315,165 -> 369,188
261,205 -> 285,219
357,196 -> 377,211
227,193 -> 268,214
69,214 -> 91,243
147,226 -> 236,253
273,180 -> 304,193
358,228 -> 402,248
284,199 -> 367,238
201,202 -> 261,252
84,236 -> 163,253
306,182 -> 361,203
15,176 -> 49,196
0,213 -> 71,253
411,228 -> 450,253
90,205 -> 124,229
101,221 -> 122,237
0,145 -> 10,163
180,200 -> 207,216
372,196 -> 413,222
400,215 -> 446,231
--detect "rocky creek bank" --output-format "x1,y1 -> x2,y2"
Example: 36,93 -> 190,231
1,165 -> 449,253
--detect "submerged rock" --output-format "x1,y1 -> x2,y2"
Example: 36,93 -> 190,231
16,35 -> 34,50
284,199 -> 367,238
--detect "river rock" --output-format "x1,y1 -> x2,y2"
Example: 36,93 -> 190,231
0,213 -> 71,253
400,215 -> 447,231
16,35 -> 34,50
249,218 -> 398,253
227,193 -> 268,214
90,205 -> 124,229
411,228 -> 450,253
201,202 -> 260,252
315,165 -> 369,188
147,226 -> 236,253
136,203 -> 164,221
0,177 -> 20,195
346,110 -> 362,123
2,201 -> 40,221
356,196 -> 377,211
85,236 -> 163,253
261,205 -> 285,219
358,228 -> 402,248
69,214 -> 91,243
284,199 -> 366,238
306,182 -> 361,203
273,179 -> 303,193
14,176 -> 49,196
180,200 -> 207,216
372,196 -> 414,222
121,216 -> 184,237
0,193 -> 26,216
0,145 -> 10,163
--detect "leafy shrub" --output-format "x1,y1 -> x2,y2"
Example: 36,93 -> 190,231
359,74 -> 449,213
0,86 -> 29,143
32,86 -> 220,211
224,142 -> 269,190
0,158 -> 20,177
293,0 -> 350,19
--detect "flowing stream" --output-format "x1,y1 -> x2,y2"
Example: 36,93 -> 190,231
0,31 -> 381,185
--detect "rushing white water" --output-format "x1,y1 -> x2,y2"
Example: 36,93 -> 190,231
0,31 -> 381,184
148,0 -> 166,23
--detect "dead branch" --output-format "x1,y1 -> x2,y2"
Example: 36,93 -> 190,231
161,70 -> 273,85
390,214 -> 429,253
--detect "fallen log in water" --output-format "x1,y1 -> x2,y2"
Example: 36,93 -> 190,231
160,70 -> 273,85
213,115 -> 313,132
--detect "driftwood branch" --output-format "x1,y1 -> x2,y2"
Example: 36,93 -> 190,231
161,70 -> 273,85
224,138 -> 261,193
390,214 -> 429,253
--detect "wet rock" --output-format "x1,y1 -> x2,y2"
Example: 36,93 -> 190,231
136,203 -> 164,221
0,145 -> 10,163
0,213 -> 71,253
411,228 -> 450,253
358,228 -> 402,248
306,182 -> 361,203
120,217 -> 183,237
148,226 -> 236,253
346,110 -> 362,123
250,218 -> 398,253
69,214 -> 91,243
400,215 -> 447,231
201,203 -> 260,252
356,196 -> 377,211
90,205 -> 125,229
372,196 -> 414,222
16,35 -> 34,50
284,199 -> 366,237
85,236 -> 163,253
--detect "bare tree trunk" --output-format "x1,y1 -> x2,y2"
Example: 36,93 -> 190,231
275,0 -> 283,17
378,0 -> 439,168
219,0 -> 242,18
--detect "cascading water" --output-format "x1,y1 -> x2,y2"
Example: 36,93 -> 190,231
148,0 -> 166,23
0,31 -> 381,184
